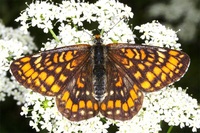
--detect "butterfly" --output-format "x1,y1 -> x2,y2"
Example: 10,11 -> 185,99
10,35 -> 190,121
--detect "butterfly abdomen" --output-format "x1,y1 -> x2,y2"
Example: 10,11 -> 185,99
92,40 -> 107,102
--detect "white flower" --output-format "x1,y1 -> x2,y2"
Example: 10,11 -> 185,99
30,120 -> 40,132
20,105 -> 29,116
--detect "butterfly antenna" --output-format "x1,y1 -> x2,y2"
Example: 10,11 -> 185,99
104,15 -> 128,36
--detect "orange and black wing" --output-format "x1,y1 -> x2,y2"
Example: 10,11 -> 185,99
10,44 -> 99,121
107,43 -> 190,92
100,43 -> 190,120
100,58 -> 143,120
56,58 -> 99,121
10,44 -> 91,96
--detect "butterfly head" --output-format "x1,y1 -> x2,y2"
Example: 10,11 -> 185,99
93,35 -> 103,46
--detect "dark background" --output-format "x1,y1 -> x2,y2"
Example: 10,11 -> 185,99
0,0 -> 199,133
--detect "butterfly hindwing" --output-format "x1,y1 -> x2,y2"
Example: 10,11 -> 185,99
100,58 -> 143,120
56,57 -> 99,121
10,44 -> 92,96
107,43 -> 190,92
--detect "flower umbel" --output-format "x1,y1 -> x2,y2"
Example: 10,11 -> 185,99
0,20 -> 37,103
134,20 -> 181,49
3,0 -> 199,133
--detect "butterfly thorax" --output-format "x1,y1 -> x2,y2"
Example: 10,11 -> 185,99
92,36 -> 107,102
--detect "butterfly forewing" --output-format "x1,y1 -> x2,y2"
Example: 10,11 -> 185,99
107,43 -> 190,92
10,44 -> 92,96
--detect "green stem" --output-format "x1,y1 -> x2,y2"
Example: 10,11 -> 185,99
49,28 -> 60,43
100,29 -> 104,36
167,126 -> 173,133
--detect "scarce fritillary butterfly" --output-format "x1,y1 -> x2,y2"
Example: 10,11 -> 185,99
10,35 -> 190,121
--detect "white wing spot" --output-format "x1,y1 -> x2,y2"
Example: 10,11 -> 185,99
158,48 -> 167,52
86,91 -> 90,95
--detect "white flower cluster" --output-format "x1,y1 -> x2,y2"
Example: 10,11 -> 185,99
2,0 -> 199,133
148,0 -> 200,42
117,87 -> 200,132
0,21 -> 37,103
134,20 -> 181,50
16,0 -> 135,49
